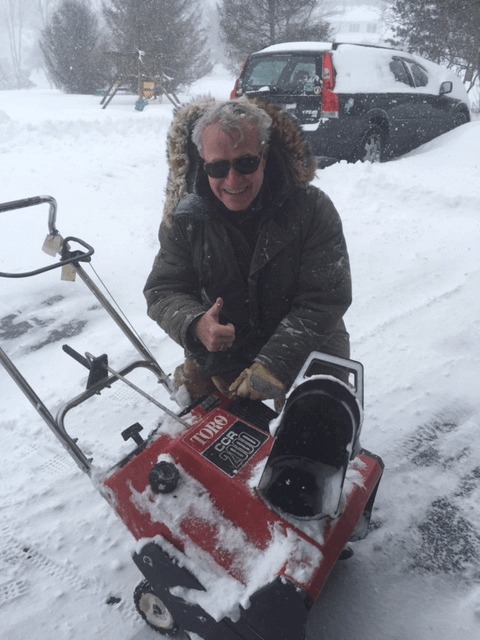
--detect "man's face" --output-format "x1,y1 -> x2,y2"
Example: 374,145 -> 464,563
201,124 -> 267,212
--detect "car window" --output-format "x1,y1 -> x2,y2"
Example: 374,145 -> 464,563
390,58 -> 412,86
242,55 -> 320,94
244,58 -> 288,88
408,62 -> 429,87
287,61 -> 318,92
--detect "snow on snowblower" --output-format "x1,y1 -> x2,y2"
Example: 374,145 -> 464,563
0,196 -> 384,640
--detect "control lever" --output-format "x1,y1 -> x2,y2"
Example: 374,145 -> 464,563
121,422 -> 144,446
62,344 -> 109,389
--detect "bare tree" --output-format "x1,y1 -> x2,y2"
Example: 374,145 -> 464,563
0,0 -> 30,87
30,0 -> 57,28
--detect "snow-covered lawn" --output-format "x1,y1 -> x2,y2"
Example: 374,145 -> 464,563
1,67 -> 479,639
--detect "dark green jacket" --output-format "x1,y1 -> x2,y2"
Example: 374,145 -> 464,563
144,98 -> 351,388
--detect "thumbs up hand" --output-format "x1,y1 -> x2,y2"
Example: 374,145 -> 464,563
192,298 -> 235,352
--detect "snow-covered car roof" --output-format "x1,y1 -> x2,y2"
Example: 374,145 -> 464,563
248,42 -> 470,104
256,41 -> 333,54
333,44 -> 468,101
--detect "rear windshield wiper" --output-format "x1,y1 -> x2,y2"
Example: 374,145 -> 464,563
245,85 -> 278,94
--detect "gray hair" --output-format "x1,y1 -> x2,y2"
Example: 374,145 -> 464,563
191,98 -> 272,157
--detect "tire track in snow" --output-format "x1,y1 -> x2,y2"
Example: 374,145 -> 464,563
0,429 -> 139,625
0,518 -> 139,624
0,579 -> 30,608
379,407 -> 480,579
355,278 -> 465,344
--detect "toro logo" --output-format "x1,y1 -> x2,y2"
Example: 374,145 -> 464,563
185,412 -> 231,452
184,411 -> 269,476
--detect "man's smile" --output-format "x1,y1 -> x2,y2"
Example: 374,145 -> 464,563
223,186 -> 249,195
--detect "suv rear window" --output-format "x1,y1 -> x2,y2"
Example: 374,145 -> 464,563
241,54 -> 321,94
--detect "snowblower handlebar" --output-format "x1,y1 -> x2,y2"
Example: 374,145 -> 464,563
0,235 -> 94,278
0,196 -> 94,278
0,195 -> 59,235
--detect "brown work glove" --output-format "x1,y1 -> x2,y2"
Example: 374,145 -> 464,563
211,375 -> 235,398
229,362 -> 286,411
174,358 -> 216,400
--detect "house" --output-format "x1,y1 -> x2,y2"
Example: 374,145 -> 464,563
325,2 -> 393,46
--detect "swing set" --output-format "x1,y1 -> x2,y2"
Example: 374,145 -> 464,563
100,49 -> 181,110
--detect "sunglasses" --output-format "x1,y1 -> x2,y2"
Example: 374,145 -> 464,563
204,153 -> 263,179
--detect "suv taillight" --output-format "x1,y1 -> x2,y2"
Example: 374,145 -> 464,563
230,56 -> 248,98
322,90 -> 339,118
322,52 -> 335,90
321,51 -> 338,117
230,79 -> 240,99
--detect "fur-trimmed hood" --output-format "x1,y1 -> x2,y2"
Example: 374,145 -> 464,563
162,96 -> 317,226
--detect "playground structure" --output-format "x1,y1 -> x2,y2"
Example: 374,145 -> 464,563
100,49 -> 181,110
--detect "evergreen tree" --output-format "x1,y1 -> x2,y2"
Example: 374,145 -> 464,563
388,0 -> 480,92
219,0 -> 333,68
40,0 -> 110,94
102,0 -> 211,90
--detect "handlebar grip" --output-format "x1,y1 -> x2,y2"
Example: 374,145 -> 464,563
0,195 -> 58,235
62,344 -> 91,370
0,196 -> 43,212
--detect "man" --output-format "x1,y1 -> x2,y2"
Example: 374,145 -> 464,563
144,97 -> 352,408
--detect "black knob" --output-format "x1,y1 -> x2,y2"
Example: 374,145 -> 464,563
149,461 -> 180,494
121,422 -> 144,446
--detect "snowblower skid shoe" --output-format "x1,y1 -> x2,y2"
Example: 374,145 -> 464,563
258,354 -> 363,520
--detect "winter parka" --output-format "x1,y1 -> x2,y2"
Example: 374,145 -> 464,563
144,97 -> 352,389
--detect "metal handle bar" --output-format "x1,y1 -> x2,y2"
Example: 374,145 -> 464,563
0,196 -> 95,278
0,195 -> 59,235
0,236 -> 94,278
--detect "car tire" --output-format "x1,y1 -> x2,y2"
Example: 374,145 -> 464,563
355,125 -> 386,163
452,111 -> 468,128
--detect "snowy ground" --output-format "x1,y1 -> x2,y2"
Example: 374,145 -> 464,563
1,66 -> 480,639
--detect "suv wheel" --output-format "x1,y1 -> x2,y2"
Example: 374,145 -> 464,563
356,126 -> 385,163
452,111 -> 468,128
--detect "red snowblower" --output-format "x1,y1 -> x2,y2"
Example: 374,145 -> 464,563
0,196 -> 384,640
